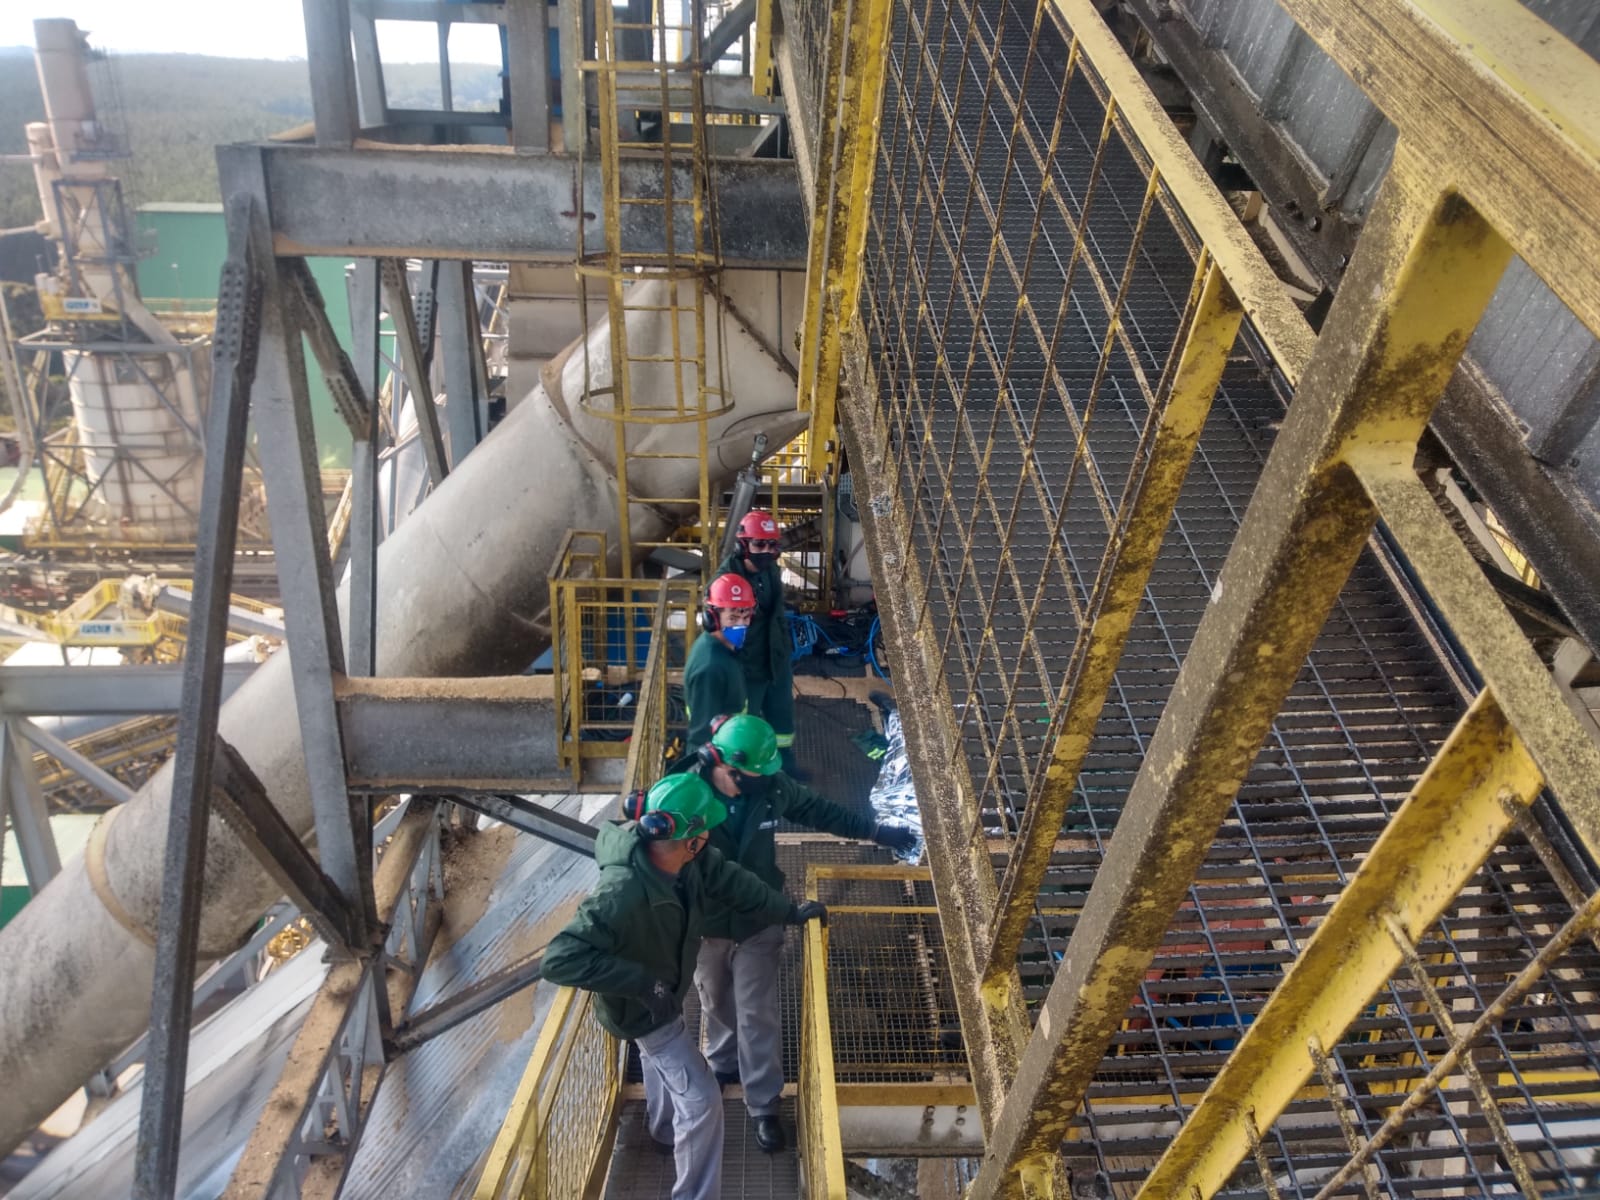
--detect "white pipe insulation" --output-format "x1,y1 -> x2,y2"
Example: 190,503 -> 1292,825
0,280 -> 809,1151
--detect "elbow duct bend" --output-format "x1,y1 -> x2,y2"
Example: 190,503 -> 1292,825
0,281 -> 809,1153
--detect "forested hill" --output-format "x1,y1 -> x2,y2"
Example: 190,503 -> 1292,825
0,48 -> 500,228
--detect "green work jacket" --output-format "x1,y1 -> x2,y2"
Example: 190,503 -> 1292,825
698,770 -> 876,943
717,551 -> 793,685
542,821 -> 793,1039
683,629 -> 748,750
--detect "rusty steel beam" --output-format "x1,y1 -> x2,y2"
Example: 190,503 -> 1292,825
968,147 -> 1513,1198
1132,692 -> 1543,1199
983,259 -> 1243,984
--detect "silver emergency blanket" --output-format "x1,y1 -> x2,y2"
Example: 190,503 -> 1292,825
867,709 -> 923,862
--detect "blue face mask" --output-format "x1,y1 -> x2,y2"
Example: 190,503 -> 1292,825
721,624 -> 748,651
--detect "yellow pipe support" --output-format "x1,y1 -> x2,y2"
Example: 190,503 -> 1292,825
984,257 -> 1243,984
1351,456 -> 1600,861
795,0 -> 894,476
967,147 -> 1512,1200
1131,692 -> 1541,1200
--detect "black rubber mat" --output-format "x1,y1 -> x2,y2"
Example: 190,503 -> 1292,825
789,696 -> 883,815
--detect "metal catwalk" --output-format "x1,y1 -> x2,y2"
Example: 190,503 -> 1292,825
791,0 -> 1600,1192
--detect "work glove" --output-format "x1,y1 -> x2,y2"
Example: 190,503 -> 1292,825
787,900 -> 828,927
872,822 -> 918,852
642,979 -> 678,1024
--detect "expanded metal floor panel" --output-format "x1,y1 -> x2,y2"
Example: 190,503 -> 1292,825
601,1098 -> 801,1199
795,0 -> 1600,1192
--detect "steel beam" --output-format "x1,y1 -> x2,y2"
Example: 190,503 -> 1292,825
558,0 -> 586,152
984,261 -> 1243,983
211,739 -> 362,955
284,257 -> 372,437
13,717 -> 134,804
389,950 -> 544,1053
450,792 -> 597,857
350,3 -> 390,127
347,257 -> 382,677
1133,694 -> 1541,1199
133,197 -> 264,1200
596,71 -> 785,115
225,144 -> 807,266
153,586 -> 286,640
0,664 -> 255,715
336,676 -> 566,789
381,257 -> 450,487
1354,457 -> 1600,858
0,719 -> 60,890
968,149 -> 1513,1198
698,0 -> 757,65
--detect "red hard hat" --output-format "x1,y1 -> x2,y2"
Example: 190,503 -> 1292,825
707,573 -> 756,609
737,510 -> 779,540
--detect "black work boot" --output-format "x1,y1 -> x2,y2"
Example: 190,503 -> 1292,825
752,1114 -> 786,1153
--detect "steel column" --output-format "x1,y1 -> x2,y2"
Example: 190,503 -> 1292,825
507,0 -> 552,152
350,1 -> 390,127
558,0 -> 587,151
1132,693 -> 1542,1199
795,0 -> 894,475
302,0 -> 362,146
132,196 -> 264,1200
983,259 -> 1243,984
347,257 -> 382,677
968,149 -> 1513,1198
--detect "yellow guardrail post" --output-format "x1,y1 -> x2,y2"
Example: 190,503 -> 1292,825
798,865 -> 847,1200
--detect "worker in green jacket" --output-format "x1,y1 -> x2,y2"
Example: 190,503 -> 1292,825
688,714 -> 918,1153
718,510 -> 802,774
682,571 -> 756,751
542,773 -> 826,1200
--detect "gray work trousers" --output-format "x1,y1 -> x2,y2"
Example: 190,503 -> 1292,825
639,1016 -> 725,1200
694,923 -> 786,1117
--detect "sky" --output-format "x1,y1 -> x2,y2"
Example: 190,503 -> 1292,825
1,0 -> 503,62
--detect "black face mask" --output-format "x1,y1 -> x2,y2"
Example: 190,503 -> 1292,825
735,773 -> 775,800
746,551 -> 779,570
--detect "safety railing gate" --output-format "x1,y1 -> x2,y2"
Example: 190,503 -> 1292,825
548,530 -> 699,780
781,0 -> 1600,1195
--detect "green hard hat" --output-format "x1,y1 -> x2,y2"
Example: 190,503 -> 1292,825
644,772 -> 728,839
710,713 -> 783,776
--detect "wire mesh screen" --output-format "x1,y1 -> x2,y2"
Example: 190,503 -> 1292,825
787,0 -> 1600,1192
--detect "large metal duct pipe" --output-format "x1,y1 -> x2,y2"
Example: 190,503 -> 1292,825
0,282 -> 807,1151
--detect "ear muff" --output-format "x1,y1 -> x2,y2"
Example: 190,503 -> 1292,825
699,605 -> 719,633
696,743 -> 723,772
638,811 -> 678,841
622,789 -> 648,821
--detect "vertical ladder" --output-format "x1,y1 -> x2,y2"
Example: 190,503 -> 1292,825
577,0 -> 731,575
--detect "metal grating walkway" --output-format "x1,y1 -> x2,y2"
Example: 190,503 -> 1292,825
785,0 -> 1600,1191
